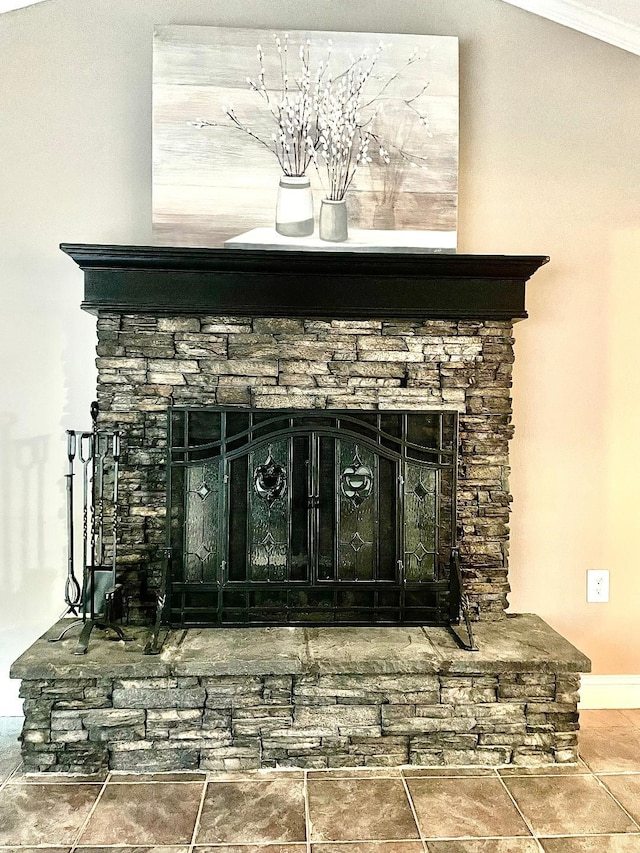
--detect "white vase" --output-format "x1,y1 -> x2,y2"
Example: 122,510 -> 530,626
275,175 -> 314,237
319,197 -> 348,243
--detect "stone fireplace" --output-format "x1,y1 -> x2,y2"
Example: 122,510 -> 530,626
10,244 -> 590,773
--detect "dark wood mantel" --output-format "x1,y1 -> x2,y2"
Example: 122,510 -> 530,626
61,244 -> 549,321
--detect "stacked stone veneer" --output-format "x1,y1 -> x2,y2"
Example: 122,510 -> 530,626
19,669 -> 580,773
95,314 -> 515,622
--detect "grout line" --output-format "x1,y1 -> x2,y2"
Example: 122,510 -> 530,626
68,773 -> 110,852
596,769 -> 640,776
303,769 -> 312,853
188,777 -> 209,852
399,770 -> 429,852
0,760 -> 22,793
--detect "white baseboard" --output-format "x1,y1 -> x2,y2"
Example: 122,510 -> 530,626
579,675 -> 640,709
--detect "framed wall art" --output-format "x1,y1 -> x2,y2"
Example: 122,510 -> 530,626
153,26 -> 458,251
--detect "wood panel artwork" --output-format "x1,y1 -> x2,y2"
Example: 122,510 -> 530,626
153,26 -> 459,249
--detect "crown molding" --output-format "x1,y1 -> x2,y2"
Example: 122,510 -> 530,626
501,0 -> 640,55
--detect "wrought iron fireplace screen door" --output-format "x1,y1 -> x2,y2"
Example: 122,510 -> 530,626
166,408 -> 457,626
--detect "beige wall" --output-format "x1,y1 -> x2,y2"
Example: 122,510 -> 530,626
1,0 -> 639,714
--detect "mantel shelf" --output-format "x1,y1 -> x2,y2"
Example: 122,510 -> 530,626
61,243 -> 549,321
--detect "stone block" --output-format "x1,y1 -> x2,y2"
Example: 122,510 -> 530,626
199,358 -> 279,376
175,336 -> 227,358
254,318 -> 306,335
199,740 -> 261,771
443,747 -> 510,765
112,688 -> 205,709
262,676 -> 293,703
22,729 -> 50,744
157,317 -> 200,332
114,678 -> 177,689
203,709 -> 233,729
89,725 -> 146,743
512,748 -> 554,767
232,706 -> 294,736
358,350 -> 425,362
440,687 -> 497,704
202,322 -> 251,334
293,704 -> 380,736
216,385 -> 252,405
415,706 -> 455,719
82,709 -> 145,729
294,673 -> 439,705
554,747 -> 579,763
228,335 -> 281,358
203,677 -> 263,708
110,746 -> 200,772
382,706 -> 476,735
51,711 -> 84,730
408,750 -> 445,766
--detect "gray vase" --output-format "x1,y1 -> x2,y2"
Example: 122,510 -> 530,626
319,198 -> 348,242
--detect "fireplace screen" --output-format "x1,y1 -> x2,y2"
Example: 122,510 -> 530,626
166,408 -> 457,626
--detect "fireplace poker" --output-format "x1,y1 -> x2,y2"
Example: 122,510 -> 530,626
79,430 -> 94,620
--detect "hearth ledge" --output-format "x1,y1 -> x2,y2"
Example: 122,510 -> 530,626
11,614 -> 589,773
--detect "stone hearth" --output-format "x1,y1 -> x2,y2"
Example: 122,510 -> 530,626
11,615 -> 588,773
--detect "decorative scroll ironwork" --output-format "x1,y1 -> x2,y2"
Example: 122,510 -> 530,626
165,408 -> 458,627
253,445 -> 287,507
340,445 -> 373,508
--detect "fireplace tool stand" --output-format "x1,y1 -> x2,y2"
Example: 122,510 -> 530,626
49,402 -> 130,654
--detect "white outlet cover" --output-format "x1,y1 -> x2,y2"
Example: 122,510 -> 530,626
587,569 -> 610,603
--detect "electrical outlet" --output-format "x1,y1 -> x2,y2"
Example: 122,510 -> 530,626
587,569 -> 609,603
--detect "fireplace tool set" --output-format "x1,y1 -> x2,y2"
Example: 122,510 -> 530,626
49,402 -> 129,654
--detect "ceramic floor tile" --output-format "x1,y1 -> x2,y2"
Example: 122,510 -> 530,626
195,778 -> 306,845
503,774 -> 637,836
312,843 -> 425,852
308,777 -> 419,842
0,783 -> 100,846
579,726 -> 640,772
79,782 -> 203,845
407,777 -> 530,839
579,710 -> 631,729
539,837 -> 640,852
426,841 -> 542,852
598,773 -> 640,824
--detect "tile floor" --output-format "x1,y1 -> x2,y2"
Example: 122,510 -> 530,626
2,710 -> 640,851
